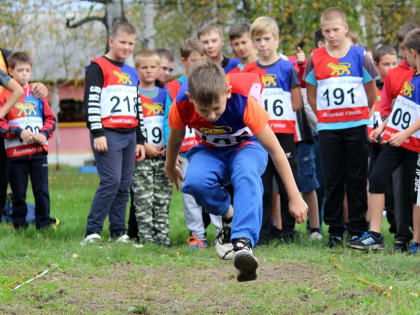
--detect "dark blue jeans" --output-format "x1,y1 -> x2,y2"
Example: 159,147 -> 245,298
86,130 -> 136,236
8,154 -> 52,229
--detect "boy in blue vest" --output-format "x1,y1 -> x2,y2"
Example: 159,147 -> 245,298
0,52 -> 58,229
81,20 -> 145,245
131,49 -> 172,247
165,60 -> 307,281
304,7 -> 378,247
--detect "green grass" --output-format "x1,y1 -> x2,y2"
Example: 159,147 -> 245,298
0,167 -> 419,314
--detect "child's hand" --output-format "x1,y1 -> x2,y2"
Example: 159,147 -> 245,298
294,47 -> 305,65
31,83 -> 48,99
164,165 -> 184,190
20,129 -> 34,144
32,133 -> 47,144
136,144 -> 145,162
388,130 -> 408,147
176,155 -> 183,168
93,136 -> 108,152
288,195 -> 308,224
369,126 -> 384,143
145,143 -> 162,158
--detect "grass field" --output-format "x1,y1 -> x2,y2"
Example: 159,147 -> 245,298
0,167 -> 419,314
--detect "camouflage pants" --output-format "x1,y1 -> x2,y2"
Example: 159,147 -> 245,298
131,157 -> 172,246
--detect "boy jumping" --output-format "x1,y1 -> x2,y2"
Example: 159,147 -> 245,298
165,60 -> 307,281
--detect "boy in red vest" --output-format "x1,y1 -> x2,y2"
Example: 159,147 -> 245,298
81,20 -> 145,245
0,52 -> 57,229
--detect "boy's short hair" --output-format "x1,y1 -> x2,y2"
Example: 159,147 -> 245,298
373,45 -> 397,63
314,29 -> 325,47
229,23 -> 250,41
197,23 -> 223,39
134,49 -> 160,68
347,29 -> 359,45
250,16 -> 278,39
7,51 -> 31,69
155,48 -> 174,63
320,7 -> 347,25
397,23 -> 419,43
403,28 -> 420,54
111,19 -> 136,38
180,38 -> 205,59
188,60 -> 226,107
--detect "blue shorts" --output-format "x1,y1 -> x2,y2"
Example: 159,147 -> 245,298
296,142 -> 320,193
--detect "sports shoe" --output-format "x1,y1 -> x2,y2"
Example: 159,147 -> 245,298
408,242 -> 419,255
187,233 -> 209,249
310,231 -> 323,241
325,235 -> 343,248
215,217 -> 233,260
348,231 -> 385,251
233,239 -> 258,282
80,233 -> 102,246
109,234 -> 132,243
348,234 -> 361,242
52,218 -> 60,230
393,240 -> 409,253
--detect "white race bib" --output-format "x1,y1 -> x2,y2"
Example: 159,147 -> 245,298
100,85 -> 138,119
144,116 -> 164,146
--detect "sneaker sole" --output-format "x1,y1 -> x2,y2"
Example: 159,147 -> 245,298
348,243 -> 385,251
234,251 -> 258,282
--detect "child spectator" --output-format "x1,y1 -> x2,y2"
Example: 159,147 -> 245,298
228,23 -> 257,73
165,60 -> 307,281
155,48 -> 175,87
197,23 -> 240,73
304,7 -> 378,247
132,49 -> 172,246
163,38 -> 219,249
81,20 -> 145,245
0,52 -> 57,229
349,28 -> 420,253
243,16 -> 302,244
378,23 -> 418,252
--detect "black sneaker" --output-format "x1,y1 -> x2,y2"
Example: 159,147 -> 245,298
348,231 -> 385,251
233,239 -> 258,282
392,240 -> 409,253
325,235 -> 343,248
271,226 -> 283,239
215,217 -> 233,260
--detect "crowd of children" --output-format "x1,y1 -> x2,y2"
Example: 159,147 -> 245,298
1,7 -> 419,282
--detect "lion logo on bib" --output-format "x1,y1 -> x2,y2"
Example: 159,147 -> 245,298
262,74 -> 277,87
199,126 -> 232,135
113,70 -> 132,85
15,101 -> 37,117
143,102 -> 164,115
327,62 -> 351,76
401,81 -> 414,98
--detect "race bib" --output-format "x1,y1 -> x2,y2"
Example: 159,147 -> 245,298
317,77 -> 368,123
262,88 -> 296,133
383,95 -> 420,152
196,126 -> 253,147
144,116 -> 164,146
100,85 -> 138,119
180,127 -> 198,152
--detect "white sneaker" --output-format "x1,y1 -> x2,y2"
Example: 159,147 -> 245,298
109,234 -> 132,243
214,218 -> 233,260
310,231 -> 323,241
233,239 -> 258,282
80,233 -> 102,246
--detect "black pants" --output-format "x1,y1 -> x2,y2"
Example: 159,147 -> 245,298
392,164 -> 413,242
319,126 -> 368,236
261,134 -> 297,238
0,138 -> 8,221
9,154 -> 52,228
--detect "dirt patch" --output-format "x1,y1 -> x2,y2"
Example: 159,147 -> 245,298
2,260 -> 333,314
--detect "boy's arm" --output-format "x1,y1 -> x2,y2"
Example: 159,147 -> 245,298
0,78 -> 23,119
33,98 -> 56,145
306,83 -> 317,115
164,127 -> 185,190
364,80 -> 377,110
255,125 -> 308,223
